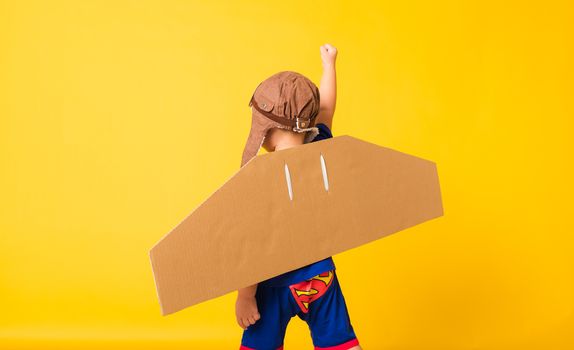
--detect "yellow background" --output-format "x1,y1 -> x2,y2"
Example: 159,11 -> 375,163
1,1 -> 573,349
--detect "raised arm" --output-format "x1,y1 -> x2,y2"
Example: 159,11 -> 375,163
316,43 -> 338,130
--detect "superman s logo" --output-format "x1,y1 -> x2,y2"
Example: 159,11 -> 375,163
288,270 -> 334,313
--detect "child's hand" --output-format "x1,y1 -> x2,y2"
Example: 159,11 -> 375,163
235,294 -> 261,330
320,43 -> 338,68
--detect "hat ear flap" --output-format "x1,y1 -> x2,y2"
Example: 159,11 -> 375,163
303,127 -> 319,144
241,113 -> 273,168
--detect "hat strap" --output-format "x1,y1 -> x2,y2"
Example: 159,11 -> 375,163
250,96 -> 316,131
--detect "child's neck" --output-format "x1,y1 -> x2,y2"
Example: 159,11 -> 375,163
275,141 -> 303,151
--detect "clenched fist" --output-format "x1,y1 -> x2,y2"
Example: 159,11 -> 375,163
320,43 -> 338,68
235,294 -> 261,330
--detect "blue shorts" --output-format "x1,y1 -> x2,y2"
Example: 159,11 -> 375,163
240,269 -> 359,350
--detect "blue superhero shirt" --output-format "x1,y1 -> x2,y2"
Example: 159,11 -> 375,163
257,122 -> 336,288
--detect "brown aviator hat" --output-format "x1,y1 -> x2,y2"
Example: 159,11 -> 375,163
241,71 -> 321,168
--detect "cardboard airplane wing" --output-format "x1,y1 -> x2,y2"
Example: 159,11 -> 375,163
149,135 -> 443,315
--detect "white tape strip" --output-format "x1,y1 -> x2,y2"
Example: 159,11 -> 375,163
284,163 -> 293,200
320,153 -> 329,191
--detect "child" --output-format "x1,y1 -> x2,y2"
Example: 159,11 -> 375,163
236,44 -> 362,350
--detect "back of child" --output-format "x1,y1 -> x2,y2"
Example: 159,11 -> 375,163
237,44 -> 361,350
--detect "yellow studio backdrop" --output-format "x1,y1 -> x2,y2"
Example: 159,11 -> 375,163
1,1 -> 573,349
